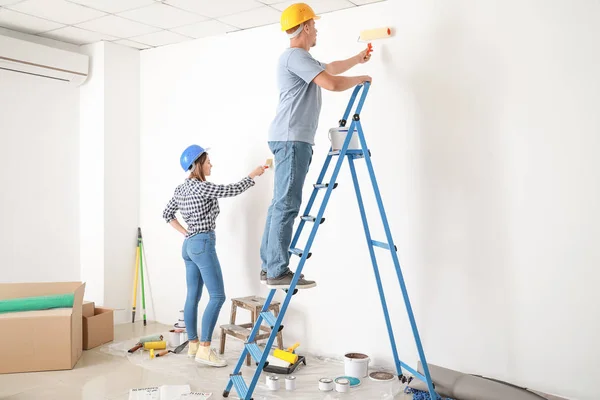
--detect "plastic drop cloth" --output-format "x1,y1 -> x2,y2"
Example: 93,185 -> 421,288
100,333 -> 413,399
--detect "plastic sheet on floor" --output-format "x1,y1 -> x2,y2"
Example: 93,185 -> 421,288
99,333 -> 412,399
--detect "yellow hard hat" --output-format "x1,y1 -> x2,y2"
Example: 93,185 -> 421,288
280,3 -> 320,32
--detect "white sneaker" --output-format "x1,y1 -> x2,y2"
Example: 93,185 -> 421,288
187,341 -> 200,358
195,346 -> 227,367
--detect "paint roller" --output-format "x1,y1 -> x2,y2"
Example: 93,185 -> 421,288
143,340 -> 167,350
140,334 -> 163,343
357,27 -> 392,59
128,334 -> 165,353
359,27 -> 392,42
273,342 -> 300,364
265,342 -> 300,367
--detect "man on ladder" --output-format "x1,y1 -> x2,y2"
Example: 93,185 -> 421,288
260,2 -> 373,289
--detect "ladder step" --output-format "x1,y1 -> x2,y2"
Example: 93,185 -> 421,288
289,248 -> 312,259
245,343 -> 264,364
314,183 -> 338,190
260,311 -> 277,327
301,215 -> 325,224
230,374 -> 249,399
372,240 -> 398,251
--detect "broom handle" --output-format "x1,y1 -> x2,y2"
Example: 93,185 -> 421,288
138,227 -> 147,326
131,245 -> 140,323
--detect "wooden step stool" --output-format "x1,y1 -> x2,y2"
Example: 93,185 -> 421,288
219,295 -> 284,366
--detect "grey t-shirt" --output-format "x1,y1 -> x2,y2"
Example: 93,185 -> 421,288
268,48 -> 326,145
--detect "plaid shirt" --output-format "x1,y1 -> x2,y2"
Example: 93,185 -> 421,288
163,177 -> 255,236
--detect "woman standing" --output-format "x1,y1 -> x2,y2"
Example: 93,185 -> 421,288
163,144 -> 265,367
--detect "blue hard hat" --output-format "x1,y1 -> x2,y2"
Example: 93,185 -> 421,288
180,144 -> 208,171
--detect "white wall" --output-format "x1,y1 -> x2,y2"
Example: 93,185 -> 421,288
139,1 -> 600,399
103,42 -> 141,322
0,29 -> 140,322
80,42 -> 105,303
0,29 -> 89,284
0,66 -> 80,282
79,41 -> 140,323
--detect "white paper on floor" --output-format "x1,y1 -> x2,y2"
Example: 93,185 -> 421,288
101,333 -> 411,400
128,384 -> 211,400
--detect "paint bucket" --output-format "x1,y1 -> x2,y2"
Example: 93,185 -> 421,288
168,330 -> 181,347
344,353 -> 370,378
328,126 -> 360,151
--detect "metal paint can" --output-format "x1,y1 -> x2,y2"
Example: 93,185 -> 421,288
319,378 -> 334,391
285,375 -> 296,391
267,375 -> 280,391
335,377 -> 350,393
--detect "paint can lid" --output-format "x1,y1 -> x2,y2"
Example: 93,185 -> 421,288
369,371 -> 396,382
335,376 -> 361,387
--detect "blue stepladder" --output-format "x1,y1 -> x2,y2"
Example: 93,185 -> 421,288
223,82 -> 438,400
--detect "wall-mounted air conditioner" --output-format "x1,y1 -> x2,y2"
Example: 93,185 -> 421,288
0,34 -> 89,86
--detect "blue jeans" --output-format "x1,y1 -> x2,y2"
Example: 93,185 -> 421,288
182,232 -> 226,342
260,141 -> 313,279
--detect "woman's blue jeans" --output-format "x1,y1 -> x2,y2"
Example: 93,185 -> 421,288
182,231 -> 226,342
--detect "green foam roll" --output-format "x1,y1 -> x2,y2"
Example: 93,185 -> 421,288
139,334 -> 163,343
0,293 -> 75,314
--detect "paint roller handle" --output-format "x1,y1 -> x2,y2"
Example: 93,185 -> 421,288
287,342 -> 300,353
358,44 -> 372,64
128,343 -> 143,353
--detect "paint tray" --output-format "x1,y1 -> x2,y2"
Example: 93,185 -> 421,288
263,355 -> 306,375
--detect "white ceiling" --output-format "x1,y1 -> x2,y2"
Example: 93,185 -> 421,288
0,0 -> 385,50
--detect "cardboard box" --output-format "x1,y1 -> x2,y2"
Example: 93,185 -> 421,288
82,301 -> 95,318
0,282 -> 85,374
83,306 -> 114,350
